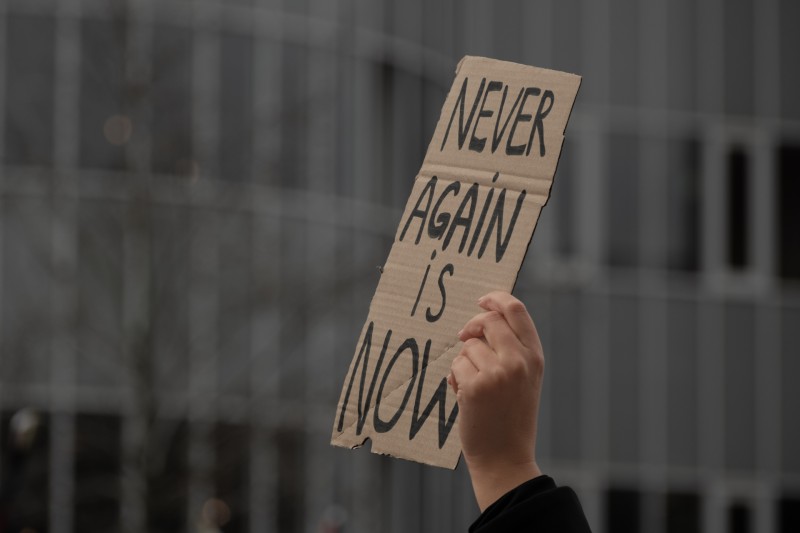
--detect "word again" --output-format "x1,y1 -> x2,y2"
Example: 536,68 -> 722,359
399,174 -> 526,263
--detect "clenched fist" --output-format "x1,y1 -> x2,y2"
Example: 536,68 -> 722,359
448,291 -> 545,511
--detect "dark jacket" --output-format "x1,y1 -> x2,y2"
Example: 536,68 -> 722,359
470,475 -> 593,532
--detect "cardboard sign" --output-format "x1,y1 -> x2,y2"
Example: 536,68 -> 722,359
331,56 -> 581,468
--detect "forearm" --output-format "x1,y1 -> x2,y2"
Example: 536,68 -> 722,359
467,459 -> 542,511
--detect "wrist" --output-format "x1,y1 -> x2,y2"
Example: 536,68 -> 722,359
465,457 -> 542,512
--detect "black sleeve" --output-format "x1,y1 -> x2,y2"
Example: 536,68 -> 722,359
469,475 -> 593,533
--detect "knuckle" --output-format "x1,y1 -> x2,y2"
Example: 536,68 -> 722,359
506,299 -> 528,316
506,357 -> 528,377
488,366 -> 506,384
463,338 -> 482,352
470,376 -> 492,396
530,350 -> 545,371
489,310 -> 503,319
484,310 -> 503,324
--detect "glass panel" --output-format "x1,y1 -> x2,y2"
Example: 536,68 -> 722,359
781,306 -> 800,474
280,43 -> 307,190
606,487 -> 641,533
778,495 -> 800,533
779,0 -> 800,120
609,295 -> 639,464
147,420 -> 188,532
667,0 -> 697,112
666,491 -> 701,533
151,204 -> 190,392
0,409 -> 49,531
1,196 -> 51,386
667,298 -> 698,467
724,302 -> 755,471
608,134 -> 640,267
219,33 -> 253,182
666,138 -> 701,271
279,217 -> 307,398
74,414 -> 121,531
548,288 -> 582,461
551,0 -> 582,78
491,0 -> 525,64
79,18 -> 127,170
277,429 -> 305,533
727,501 -> 752,533
78,199 -> 123,388
726,148 -> 749,269
723,0 -> 755,116
152,26 -> 192,176
3,14 -> 54,166
777,144 -> 800,280
218,212 -> 252,396
553,138 -> 577,257
214,423 -> 250,532
609,0 -> 639,107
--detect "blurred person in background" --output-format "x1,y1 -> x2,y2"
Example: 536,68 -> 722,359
0,408 -> 45,533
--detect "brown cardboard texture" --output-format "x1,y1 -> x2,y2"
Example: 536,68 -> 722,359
331,56 -> 581,469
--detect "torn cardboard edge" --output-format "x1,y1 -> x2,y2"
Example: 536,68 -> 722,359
331,56 -> 581,469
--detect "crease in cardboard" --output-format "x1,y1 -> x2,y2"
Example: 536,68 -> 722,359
331,56 -> 581,469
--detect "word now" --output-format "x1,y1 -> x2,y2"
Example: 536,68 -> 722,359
335,322 -> 459,449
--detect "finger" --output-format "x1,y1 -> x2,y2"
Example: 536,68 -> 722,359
447,372 -> 457,394
450,354 -> 478,390
461,310 -> 522,358
460,337 -> 497,371
458,311 -> 494,341
478,291 -> 539,348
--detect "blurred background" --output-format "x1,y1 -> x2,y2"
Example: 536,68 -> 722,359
0,0 -> 799,532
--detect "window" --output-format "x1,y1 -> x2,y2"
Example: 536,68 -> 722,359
277,429 -> 305,533
0,409 -> 49,531
667,0 -> 697,112
779,495 -> 800,533
79,18 -> 127,170
724,0 -> 755,116
727,501 -> 752,533
726,147 -> 749,269
1,197 -> 52,387
779,0 -> 800,120
152,26 -> 192,176
214,423 -> 250,532
609,0 -> 639,107
78,199 -> 123,388
219,33 -> 253,182
607,134 -> 640,267
553,139 -> 576,257
666,138 -> 701,271
781,306 -> 800,475
667,298 -> 698,467
609,296 -> 640,464
74,414 -> 121,531
666,491 -> 700,533
147,420 -> 188,532
606,487 -> 641,533
548,288 -> 583,461
778,144 -> 800,279
724,302 -> 756,471
3,14 -> 55,166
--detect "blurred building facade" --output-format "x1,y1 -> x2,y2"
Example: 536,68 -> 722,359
1,0 -> 799,532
